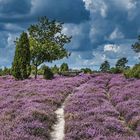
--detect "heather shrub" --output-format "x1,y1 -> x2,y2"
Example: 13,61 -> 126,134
124,64 -> 140,78
27,126 -> 49,138
43,66 -> 54,80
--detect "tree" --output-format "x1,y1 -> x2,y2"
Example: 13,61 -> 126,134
132,35 -> 140,54
60,63 -> 69,72
100,60 -> 110,72
116,57 -> 128,69
43,66 -> 54,80
28,17 -> 71,79
81,68 -> 92,74
12,32 -> 31,80
51,65 -> 59,74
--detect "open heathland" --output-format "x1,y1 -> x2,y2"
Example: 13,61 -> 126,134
0,74 -> 140,140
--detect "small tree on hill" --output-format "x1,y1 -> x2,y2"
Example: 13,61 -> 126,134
116,57 -> 128,69
132,35 -> 140,55
60,63 -> 69,72
132,35 -> 140,65
12,32 -> 31,80
51,65 -> 59,74
28,17 -> 71,79
100,60 -> 110,72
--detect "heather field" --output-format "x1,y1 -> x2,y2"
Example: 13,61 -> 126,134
0,74 -> 140,140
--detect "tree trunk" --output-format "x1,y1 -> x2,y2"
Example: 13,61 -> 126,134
35,65 -> 38,79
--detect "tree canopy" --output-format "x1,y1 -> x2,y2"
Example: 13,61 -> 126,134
28,17 -> 71,78
132,35 -> 140,53
100,60 -> 110,72
60,63 -> 69,72
116,57 -> 128,69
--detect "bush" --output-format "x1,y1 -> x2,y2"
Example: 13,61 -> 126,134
51,65 -> 59,74
43,66 -> 54,80
0,67 -> 11,76
81,68 -> 92,74
124,64 -> 140,79
110,67 -> 123,74
60,63 -> 69,72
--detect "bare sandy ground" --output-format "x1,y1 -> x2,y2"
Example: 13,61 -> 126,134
51,105 -> 65,140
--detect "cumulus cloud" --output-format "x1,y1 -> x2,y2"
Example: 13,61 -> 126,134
104,44 -> 120,53
109,28 -> 124,40
0,0 -> 140,69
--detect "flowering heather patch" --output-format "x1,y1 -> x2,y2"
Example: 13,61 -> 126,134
64,74 -> 140,140
0,74 -> 90,140
108,75 -> 140,136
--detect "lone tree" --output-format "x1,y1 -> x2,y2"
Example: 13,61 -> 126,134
132,35 -> 140,55
60,63 -> 69,72
116,57 -> 128,69
28,17 -> 71,79
12,32 -> 31,80
100,60 -> 110,72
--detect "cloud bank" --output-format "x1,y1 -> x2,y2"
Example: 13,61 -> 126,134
0,0 -> 140,69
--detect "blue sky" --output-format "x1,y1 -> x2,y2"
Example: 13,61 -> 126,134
0,0 -> 140,70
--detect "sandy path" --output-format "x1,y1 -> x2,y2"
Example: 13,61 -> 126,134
51,104 -> 65,140
51,82 -> 89,140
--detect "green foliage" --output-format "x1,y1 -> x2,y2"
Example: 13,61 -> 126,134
12,32 -> 31,80
51,65 -> 59,74
109,67 -> 123,74
81,68 -> 92,74
43,66 -> 54,80
60,63 -> 69,72
124,64 -> 140,78
0,67 -> 11,76
28,17 -> 71,78
132,35 -> 140,53
100,60 -> 110,72
37,68 -> 44,75
116,57 -> 128,69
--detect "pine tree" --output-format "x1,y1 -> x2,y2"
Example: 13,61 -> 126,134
116,57 -> 128,69
100,60 -> 110,72
12,32 -> 31,80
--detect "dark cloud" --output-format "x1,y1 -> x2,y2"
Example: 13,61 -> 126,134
0,0 -> 32,16
31,0 -> 90,23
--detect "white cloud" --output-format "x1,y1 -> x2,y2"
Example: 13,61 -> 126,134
109,28 -> 124,40
83,0 -> 108,18
7,33 -> 17,47
104,44 -> 120,53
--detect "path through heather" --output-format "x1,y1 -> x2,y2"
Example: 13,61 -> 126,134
51,105 -> 65,140
50,82 -> 88,140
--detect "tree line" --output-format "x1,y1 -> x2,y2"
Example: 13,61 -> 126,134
100,35 -> 140,78
0,16 -> 140,79
12,17 -> 71,80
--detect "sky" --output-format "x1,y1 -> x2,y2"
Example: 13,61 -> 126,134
0,0 -> 140,70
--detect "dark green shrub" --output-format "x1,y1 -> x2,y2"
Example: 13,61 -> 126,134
60,63 -> 69,72
81,68 -> 92,74
43,66 -> 54,80
51,65 -> 59,74
124,64 -> 140,78
110,67 -> 123,74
